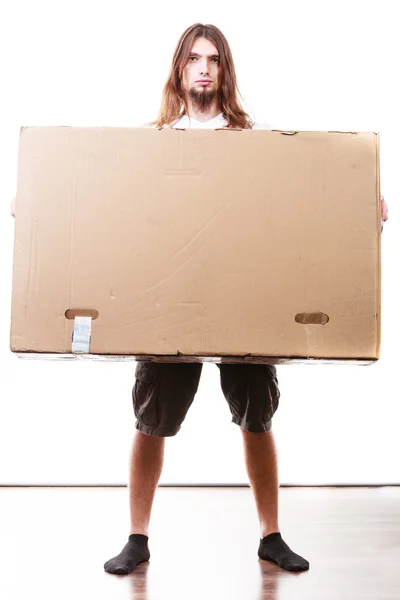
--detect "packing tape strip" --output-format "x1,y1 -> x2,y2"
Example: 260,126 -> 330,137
72,316 -> 92,353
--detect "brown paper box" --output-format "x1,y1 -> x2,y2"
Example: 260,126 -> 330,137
10,127 -> 381,364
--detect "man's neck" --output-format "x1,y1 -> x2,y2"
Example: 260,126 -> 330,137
186,101 -> 221,122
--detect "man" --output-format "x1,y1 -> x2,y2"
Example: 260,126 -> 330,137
102,23 -> 313,575
10,23 -> 388,575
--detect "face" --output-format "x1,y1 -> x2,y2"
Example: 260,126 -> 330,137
182,36 -> 221,99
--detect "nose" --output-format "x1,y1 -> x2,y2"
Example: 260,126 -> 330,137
199,58 -> 209,75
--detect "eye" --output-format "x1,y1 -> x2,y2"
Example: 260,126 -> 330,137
188,56 -> 197,62
211,57 -> 220,63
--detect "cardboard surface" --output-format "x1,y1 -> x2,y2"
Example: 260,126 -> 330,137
11,127 -> 381,362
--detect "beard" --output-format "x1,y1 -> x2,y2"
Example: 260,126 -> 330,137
188,86 -> 218,113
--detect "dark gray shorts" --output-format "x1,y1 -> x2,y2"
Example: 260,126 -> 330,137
132,361 -> 280,437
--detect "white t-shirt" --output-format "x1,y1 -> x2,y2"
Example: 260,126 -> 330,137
171,112 -> 271,130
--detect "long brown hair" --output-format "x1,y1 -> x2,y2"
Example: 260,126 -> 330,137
151,23 -> 253,129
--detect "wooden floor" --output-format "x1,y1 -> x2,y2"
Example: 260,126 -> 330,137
0,486 -> 399,600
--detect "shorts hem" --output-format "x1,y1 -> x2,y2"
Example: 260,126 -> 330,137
135,421 -> 180,438
231,415 -> 272,433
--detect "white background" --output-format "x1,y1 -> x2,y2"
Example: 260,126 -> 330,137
0,0 -> 398,485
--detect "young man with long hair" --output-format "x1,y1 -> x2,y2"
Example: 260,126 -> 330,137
104,23 -> 311,575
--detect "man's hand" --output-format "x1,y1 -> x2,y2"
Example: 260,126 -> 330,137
10,197 -> 16,217
381,194 -> 388,222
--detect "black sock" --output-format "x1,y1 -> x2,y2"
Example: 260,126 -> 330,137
104,534 -> 150,575
258,532 -> 309,572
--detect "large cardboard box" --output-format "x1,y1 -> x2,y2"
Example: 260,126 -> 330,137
10,127 -> 381,363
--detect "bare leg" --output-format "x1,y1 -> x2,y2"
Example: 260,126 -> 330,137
129,430 -> 165,536
241,429 -> 280,538
241,428 -> 309,571
104,430 -> 165,574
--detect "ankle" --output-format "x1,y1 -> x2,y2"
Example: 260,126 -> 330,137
261,526 -> 280,538
129,528 -> 149,537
